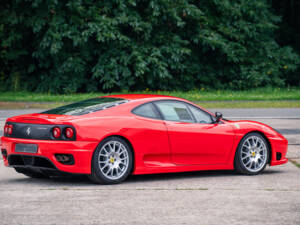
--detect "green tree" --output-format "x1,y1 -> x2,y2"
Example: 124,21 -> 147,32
0,0 -> 299,93
270,0 -> 300,86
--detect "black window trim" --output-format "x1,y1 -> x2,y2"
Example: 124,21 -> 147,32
155,101 -> 194,123
152,99 -> 218,124
154,100 -> 197,123
132,99 -> 217,124
153,99 -> 214,124
131,102 -> 163,120
184,102 -> 215,124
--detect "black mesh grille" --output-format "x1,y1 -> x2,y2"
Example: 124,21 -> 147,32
1,149 -> 8,159
8,155 -> 56,169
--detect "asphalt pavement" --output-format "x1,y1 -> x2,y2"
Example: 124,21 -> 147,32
0,108 -> 299,225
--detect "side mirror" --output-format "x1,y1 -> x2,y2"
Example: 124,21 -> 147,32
215,112 -> 223,122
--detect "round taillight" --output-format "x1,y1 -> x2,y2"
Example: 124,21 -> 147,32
8,125 -> 13,135
4,125 -> 9,135
65,128 -> 74,139
52,127 -> 61,138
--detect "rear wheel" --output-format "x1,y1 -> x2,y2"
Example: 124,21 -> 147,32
14,167 -> 49,178
234,132 -> 269,175
88,137 -> 133,184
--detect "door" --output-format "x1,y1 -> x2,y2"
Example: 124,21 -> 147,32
154,101 -> 235,165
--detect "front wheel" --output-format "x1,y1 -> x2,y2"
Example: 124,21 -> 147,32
234,133 -> 269,175
88,137 -> 133,184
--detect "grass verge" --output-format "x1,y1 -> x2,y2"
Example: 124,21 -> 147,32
0,88 -> 300,109
0,87 -> 300,102
0,100 -> 299,109
199,100 -> 300,108
290,159 -> 300,169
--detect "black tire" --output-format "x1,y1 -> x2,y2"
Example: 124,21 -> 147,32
88,136 -> 133,184
14,167 -> 49,178
234,132 -> 269,175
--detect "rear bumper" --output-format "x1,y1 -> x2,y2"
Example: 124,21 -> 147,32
1,136 -> 98,174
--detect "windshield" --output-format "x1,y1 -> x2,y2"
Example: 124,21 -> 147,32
42,97 -> 128,116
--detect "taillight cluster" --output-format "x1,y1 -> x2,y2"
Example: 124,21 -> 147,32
4,124 -> 13,136
52,127 -> 61,138
52,127 -> 75,140
65,127 -> 74,139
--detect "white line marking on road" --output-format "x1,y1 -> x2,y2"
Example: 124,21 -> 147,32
227,117 -> 300,119
1,117 -> 300,120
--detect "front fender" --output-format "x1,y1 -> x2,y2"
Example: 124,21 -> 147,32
225,120 -> 288,166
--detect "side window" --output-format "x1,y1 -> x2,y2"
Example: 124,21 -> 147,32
154,101 -> 194,122
188,104 -> 212,124
132,103 -> 160,119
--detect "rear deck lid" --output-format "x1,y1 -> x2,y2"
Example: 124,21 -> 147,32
7,113 -> 74,124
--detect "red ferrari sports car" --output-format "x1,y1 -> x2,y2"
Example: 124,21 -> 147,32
1,94 -> 288,184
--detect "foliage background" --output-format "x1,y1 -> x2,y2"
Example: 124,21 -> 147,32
0,0 -> 299,94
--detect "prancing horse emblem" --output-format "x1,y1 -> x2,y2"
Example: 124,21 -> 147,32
26,127 -> 31,135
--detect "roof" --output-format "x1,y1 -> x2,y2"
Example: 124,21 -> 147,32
103,94 -> 179,100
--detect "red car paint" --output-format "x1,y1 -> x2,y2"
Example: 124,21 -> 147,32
0,94 -> 288,175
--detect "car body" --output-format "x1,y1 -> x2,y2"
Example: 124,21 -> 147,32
0,94 -> 288,183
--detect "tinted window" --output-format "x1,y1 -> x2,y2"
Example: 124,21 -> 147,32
42,98 -> 128,116
155,101 -> 194,122
132,103 -> 160,119
188,105 -> 212,124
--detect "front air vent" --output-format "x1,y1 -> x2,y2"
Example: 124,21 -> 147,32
276,152 -> 282,161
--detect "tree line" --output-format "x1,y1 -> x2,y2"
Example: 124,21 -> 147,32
0,0 -> 299,93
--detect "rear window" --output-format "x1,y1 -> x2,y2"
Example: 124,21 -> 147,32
42,98 -> 128,116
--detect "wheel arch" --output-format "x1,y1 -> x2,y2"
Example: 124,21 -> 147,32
94,134 -> 136,174
238,130 -> 272,164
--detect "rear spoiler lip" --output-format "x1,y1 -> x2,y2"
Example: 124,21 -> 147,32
6,113 -> 77,125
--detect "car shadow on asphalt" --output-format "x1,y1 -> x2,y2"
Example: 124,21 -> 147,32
126,168 -> 282,183
2,168 -> 283,186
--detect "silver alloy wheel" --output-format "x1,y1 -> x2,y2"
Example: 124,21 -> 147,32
240,135 -> 268,172
98,140 -> 129,180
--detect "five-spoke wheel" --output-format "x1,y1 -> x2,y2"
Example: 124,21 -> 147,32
235,132 -> 269,175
